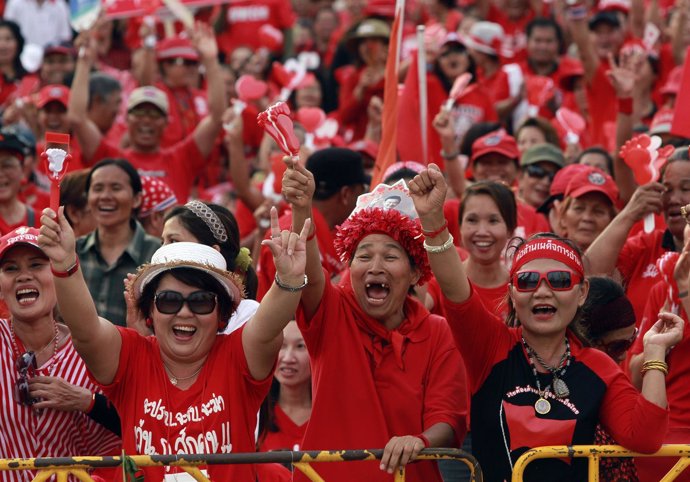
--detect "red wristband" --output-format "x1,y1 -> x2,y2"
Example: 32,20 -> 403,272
51,258 -> 79,278
617,97 -> 633,115
417,434 -> 431,448
422,221 -> 448,239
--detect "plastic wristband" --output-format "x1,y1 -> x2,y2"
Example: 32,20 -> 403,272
417,434 -> 431,448
422,220 -> 448,239
617,97 -> 633,115
51,258 -> 79,278
85,393 -> 96,413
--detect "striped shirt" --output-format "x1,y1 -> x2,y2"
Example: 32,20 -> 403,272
0,320 -> 121,482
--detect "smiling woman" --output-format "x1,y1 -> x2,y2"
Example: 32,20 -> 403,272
409,164 -> 684,482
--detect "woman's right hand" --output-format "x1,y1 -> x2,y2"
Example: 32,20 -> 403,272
38,207 -> 77,270
409,164 -> 448,224
621,183 -> 664,222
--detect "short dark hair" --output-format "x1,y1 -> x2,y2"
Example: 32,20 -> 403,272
459,181 -> 518,233
526,17 -> 565,55
85,158 -> 142,195
516,117 -> 561,148
138,267 -> 234,330
60,169 -> 90,226
88,72 -> 122,108
575,147 -> 614,175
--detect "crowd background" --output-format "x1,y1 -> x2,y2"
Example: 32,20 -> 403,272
0,0 -> 689,480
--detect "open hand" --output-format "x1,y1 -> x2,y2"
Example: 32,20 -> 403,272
644,312 -> 685,352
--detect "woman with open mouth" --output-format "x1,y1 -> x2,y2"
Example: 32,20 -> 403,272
281,164 -> 468,482
38,205 -> 310,482
408,164 -> 683,482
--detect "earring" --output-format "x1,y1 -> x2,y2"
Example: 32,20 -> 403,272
145,317 -> 153,327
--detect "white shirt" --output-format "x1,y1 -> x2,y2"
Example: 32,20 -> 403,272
4,0 -> 72,48
222,299 -> 260,334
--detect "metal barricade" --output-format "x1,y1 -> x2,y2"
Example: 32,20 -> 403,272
0,448 -> 483,482
512,444 -> 690,482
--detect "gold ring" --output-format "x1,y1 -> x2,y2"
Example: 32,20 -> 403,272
682,206 -> 688,219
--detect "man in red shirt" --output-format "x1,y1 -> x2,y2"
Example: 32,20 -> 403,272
68,23 -> 226,203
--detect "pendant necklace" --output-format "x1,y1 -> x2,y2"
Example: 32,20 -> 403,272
164,363 -> 203,386
522,337 -> 572,415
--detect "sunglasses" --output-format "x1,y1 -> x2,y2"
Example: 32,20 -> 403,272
525,164 -> 557,181
165,58 -> 199,67
154,290 -> 217,315
14,351 -> 37,406
595,327 -> 638,359
512,270 -> 583,292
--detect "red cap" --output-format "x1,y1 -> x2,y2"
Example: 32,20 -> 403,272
551,164 -> 591,197
597,0 -> 631,14
36,84 -> 69,109
660,66 -> 682,96
564,166 -> 619,205
364,0 -> 396,18
0,227 -> 42,261
649,107 -> 674,135
156,36 -> 199,62
139,176 -> 178,218
470,130 -> 519,164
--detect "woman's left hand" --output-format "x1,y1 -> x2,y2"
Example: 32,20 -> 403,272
261,206 -> 311,284
380,435 -> 426,474
29,376 -> 92,412
644,312 -> 685,353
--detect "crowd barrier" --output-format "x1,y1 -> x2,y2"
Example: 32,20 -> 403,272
512,444 -> 690,482
0,448 -> 482,482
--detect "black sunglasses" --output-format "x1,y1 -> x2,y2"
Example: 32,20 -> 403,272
512,270 -> 582,292
14,351 -> 37,406
525,164 -> 556,181
154,290 -> 217,315
596,327 -> 639,359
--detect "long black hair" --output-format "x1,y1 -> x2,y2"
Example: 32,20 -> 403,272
0,20 -> 26,79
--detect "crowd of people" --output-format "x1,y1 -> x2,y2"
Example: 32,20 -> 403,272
0,0 -> 689,480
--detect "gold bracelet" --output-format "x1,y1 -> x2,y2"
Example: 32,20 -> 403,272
641,360 -> 669,377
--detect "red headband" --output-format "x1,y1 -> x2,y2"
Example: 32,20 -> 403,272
510,239 -> 584,279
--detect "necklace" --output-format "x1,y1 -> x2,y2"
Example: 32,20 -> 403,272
163,363 -> 203,386
522,337 -> 572,415
10,321 -> 59,361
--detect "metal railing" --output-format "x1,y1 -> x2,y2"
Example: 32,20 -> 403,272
512,444 -> 690,482
0,448 -> 483,482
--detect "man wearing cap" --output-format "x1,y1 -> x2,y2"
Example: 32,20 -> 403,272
255,147 -> 369,299
68,23 -> 226,203
0,129 -> 42,234
4,0 -> 71,48
40,42 -> 76,86
536,163 -> 591,234
517,143 -> 564,209
154,36 -> 209,149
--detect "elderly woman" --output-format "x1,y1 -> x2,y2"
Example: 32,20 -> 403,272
39,206 -> 310,481
282,165 -> 467,481
0,227 -> 121,482
408,164 -> 683,482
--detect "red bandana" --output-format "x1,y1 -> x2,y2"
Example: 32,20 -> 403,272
510,239 -> 584,278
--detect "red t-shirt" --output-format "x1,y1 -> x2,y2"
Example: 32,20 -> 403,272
100,326 -> 272,481
487,5 -> 535,61
19,182 -> 49,213
216,0 -> 296,57
442,286 -> 668,481
630,281 -> 690,482
586,59 -> 617,150
476,67 -> 511,106
337,66 -> 385,142
616,229 -> 670,323
157,83 -> 208,150
295,275 -> 468,482
259,403 -> 307,452
0,205 -> 42,235
91,135 -> 206,202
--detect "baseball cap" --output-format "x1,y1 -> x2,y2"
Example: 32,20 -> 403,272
470,130 -> 520,164
43,41 -> 76,57
461,21 -> 504,56
521,144 -> 565,169
156,36 -> 199,62
306,148 -> 371,200
0,227 -> 44,261
127,86 -> 169,115
36,84 -> 69,109
588,11 -> 622,29
536,163 -> 590,214
649,108 -> 674,136
139,176 -> 178,218
0,129 -> 31,161
564,166 -> 619,205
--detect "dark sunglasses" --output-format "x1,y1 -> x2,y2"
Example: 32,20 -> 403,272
525,164 -> 556,181
512,270 -> 583,292
154,290 -> 217,315
14,351 -> 37,406
164,58 -> 198,67
596,327 -> 638,359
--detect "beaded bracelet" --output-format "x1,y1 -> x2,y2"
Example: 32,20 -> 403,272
423,234 -> 454,254
641,360 -> 669,377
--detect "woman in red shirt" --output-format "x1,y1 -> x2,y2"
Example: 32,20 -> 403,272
0,20 -> 25,110
409,164 -> 683,482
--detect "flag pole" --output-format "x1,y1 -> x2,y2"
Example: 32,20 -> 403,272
416,25 -> 428,165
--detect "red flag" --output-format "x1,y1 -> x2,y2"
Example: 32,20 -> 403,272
670,49 -> 690,139
370,4 -> 403,187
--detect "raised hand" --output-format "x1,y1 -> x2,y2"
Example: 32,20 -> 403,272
408,164 -> 448,221
621,183 -> 664,221
261,207 -> 311,285
38,207 -> 77,271
606,53 -> 636,99
282,163 -> 314,211
190,21 -> 218,62
644,312 -> 684,351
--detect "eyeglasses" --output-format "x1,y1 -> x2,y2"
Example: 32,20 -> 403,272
14,351 -> 37,406
525,164 -> 556,181
512,270 -> 583,292
595,327 -> 638,359
154,290 -> 217,315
